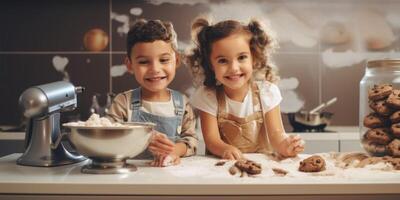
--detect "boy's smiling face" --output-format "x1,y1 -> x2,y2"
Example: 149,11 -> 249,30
126,40 -> 178,96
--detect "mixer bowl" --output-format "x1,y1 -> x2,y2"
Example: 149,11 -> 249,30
63,122 -> 155,161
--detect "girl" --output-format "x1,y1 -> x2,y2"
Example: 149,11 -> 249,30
187,17 -> 304,160
107,19 -> 198,166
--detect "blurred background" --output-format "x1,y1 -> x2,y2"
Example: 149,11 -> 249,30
1,0 -> 400,131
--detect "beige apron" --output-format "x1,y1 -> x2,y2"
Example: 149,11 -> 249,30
216,82 -> 272,153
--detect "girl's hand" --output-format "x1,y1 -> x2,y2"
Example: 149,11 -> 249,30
277,134 -> 305,157
150,153 -> 181,167
221,145 -> 243,160
148,131 -> 175,156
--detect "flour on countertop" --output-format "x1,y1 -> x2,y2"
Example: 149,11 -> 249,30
145,153 -> 400,182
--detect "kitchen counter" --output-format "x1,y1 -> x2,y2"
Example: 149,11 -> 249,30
0,153 -> 399,199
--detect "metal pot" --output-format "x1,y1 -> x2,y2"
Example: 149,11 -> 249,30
287,98 -> 337,132
287,111 -> 333,132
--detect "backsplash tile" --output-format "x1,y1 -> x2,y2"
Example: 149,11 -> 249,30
1,0 -> 399,128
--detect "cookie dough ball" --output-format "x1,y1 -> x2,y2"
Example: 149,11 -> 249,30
299,155 -> 326,172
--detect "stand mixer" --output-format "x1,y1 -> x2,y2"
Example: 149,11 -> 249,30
17,81 -> 86,167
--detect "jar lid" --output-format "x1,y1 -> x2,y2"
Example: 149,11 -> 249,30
367,59 -> 400,69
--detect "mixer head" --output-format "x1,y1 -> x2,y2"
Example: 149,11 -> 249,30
19,81 -> 84,118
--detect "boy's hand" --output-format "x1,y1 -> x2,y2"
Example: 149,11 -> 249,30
148,131 -> 175,156
277,134 -> 305,157
150,153 -> 181,167
221,145 -> 243,160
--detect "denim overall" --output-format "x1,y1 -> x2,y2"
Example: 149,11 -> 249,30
130,87 -> 184,159
216,82 -> 272,153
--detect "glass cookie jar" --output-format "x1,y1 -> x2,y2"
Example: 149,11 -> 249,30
359,59 -> 400,157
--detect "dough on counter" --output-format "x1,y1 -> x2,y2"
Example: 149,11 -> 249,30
234,159 -> 262,175
356,156 -> 390,168
335,152 -> 370,168
215,160 -> 227,166
272,167 -> 288,176
228,159 -> 262,177
299,155 -> 326,172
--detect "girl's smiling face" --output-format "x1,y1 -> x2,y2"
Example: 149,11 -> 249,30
126,40 -> 177,95
210,32 -> 253,92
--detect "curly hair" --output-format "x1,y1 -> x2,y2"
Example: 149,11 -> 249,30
186,17 -> 278,88
126,19 -> 178,59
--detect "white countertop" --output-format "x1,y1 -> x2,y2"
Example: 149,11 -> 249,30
1,153 -> 399,196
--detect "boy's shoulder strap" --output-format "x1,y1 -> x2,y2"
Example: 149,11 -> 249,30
170,89 -> 185,134
130,87 -> 142,111
170,89 -> 184,117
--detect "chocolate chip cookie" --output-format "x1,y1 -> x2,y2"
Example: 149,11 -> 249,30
390,110 -> 400,123
369,100 -> 394,116
363,113 -> 387,128
362,138 -> 387,156
364,128 -> 393,145
386,89 -> 400,109
368,84 -> 393,101
391,123 -> 400,138
388,139 -> 400,157
299,155 -> 326,172
234,159 -> 262,175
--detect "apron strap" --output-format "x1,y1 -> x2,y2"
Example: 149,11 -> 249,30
171,89 -> 185,132
254,81 -> 273,153
216,86 -> 227,120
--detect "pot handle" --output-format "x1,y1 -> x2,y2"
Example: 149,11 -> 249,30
309,97 -> 337,114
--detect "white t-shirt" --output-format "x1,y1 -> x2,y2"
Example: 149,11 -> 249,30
140,99 -> 175,117
190,81 -> 282,117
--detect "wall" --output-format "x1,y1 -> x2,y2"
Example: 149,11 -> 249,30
1,0 -> 400,131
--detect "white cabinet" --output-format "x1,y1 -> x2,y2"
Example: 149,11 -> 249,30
340,140 -> 364,152
1,127 -> 362,156
302,140 -> 339,154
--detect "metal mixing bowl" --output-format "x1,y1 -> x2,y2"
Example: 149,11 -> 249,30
62,122 -> 155,161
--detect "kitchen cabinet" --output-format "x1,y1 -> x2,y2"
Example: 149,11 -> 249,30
0,127 -> 364,156
0,140 -> 24,157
